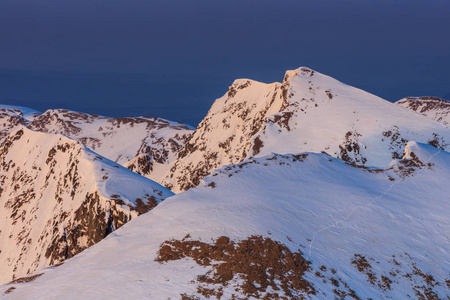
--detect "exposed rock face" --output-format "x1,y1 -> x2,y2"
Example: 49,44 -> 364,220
0,127 -> 173,284
27,109 -> 193,165
164,73 -> 298,192
43,192 -> 130,267
166,67 -> 450,192
396,96 -> 450,125
122,153 -> 153,177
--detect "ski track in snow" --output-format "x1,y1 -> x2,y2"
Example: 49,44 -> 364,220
306,147 -> 442,260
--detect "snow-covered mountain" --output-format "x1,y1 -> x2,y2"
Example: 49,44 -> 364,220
27,109 -> 193,165
166,67 -> 450,192
2,142 -> 448,299
396,96 -> 450,125
0,105 -> 41,142
0,67 -> 449,299
0,127 -> 173,284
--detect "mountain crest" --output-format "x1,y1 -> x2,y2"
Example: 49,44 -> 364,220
0,127 -> 173,284
26,108 -> 193,184
167,68 -> 450,192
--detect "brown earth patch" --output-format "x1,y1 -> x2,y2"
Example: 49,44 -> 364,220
156,235 -> 316,299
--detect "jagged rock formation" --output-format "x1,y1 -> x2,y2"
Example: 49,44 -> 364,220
166,67 -> 450,192
0,105 -> 41,142
27,109 -> 193,165
122,153 -> 153,177
396,96 -> 450,125
0,127 -> 173,284
164,75 -> 291,192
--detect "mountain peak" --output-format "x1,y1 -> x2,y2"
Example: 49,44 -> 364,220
166,67 -> 450,192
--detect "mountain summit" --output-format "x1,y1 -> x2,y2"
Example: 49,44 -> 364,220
166,67 -> 449,192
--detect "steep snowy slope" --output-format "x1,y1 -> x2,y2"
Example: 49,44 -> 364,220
0,105 -> 41,142
166,67 -> 450,192
0,127 -> 173,284
2,142 -> 448,299
27,109 -> 193,179
396,96 -> 450,125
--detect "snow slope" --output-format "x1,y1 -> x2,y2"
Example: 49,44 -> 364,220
2,142 -> 448,299
396,96 -> 450,125
0,127 -> 173,284
166,67 -> 450,192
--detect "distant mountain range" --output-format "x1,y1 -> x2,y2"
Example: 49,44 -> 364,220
0,67 -> 448,299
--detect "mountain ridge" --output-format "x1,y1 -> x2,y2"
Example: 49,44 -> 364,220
165,67 -> 450,192
0,126 -> 173,284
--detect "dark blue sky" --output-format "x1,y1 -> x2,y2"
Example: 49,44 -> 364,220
1,0 -> 449,126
